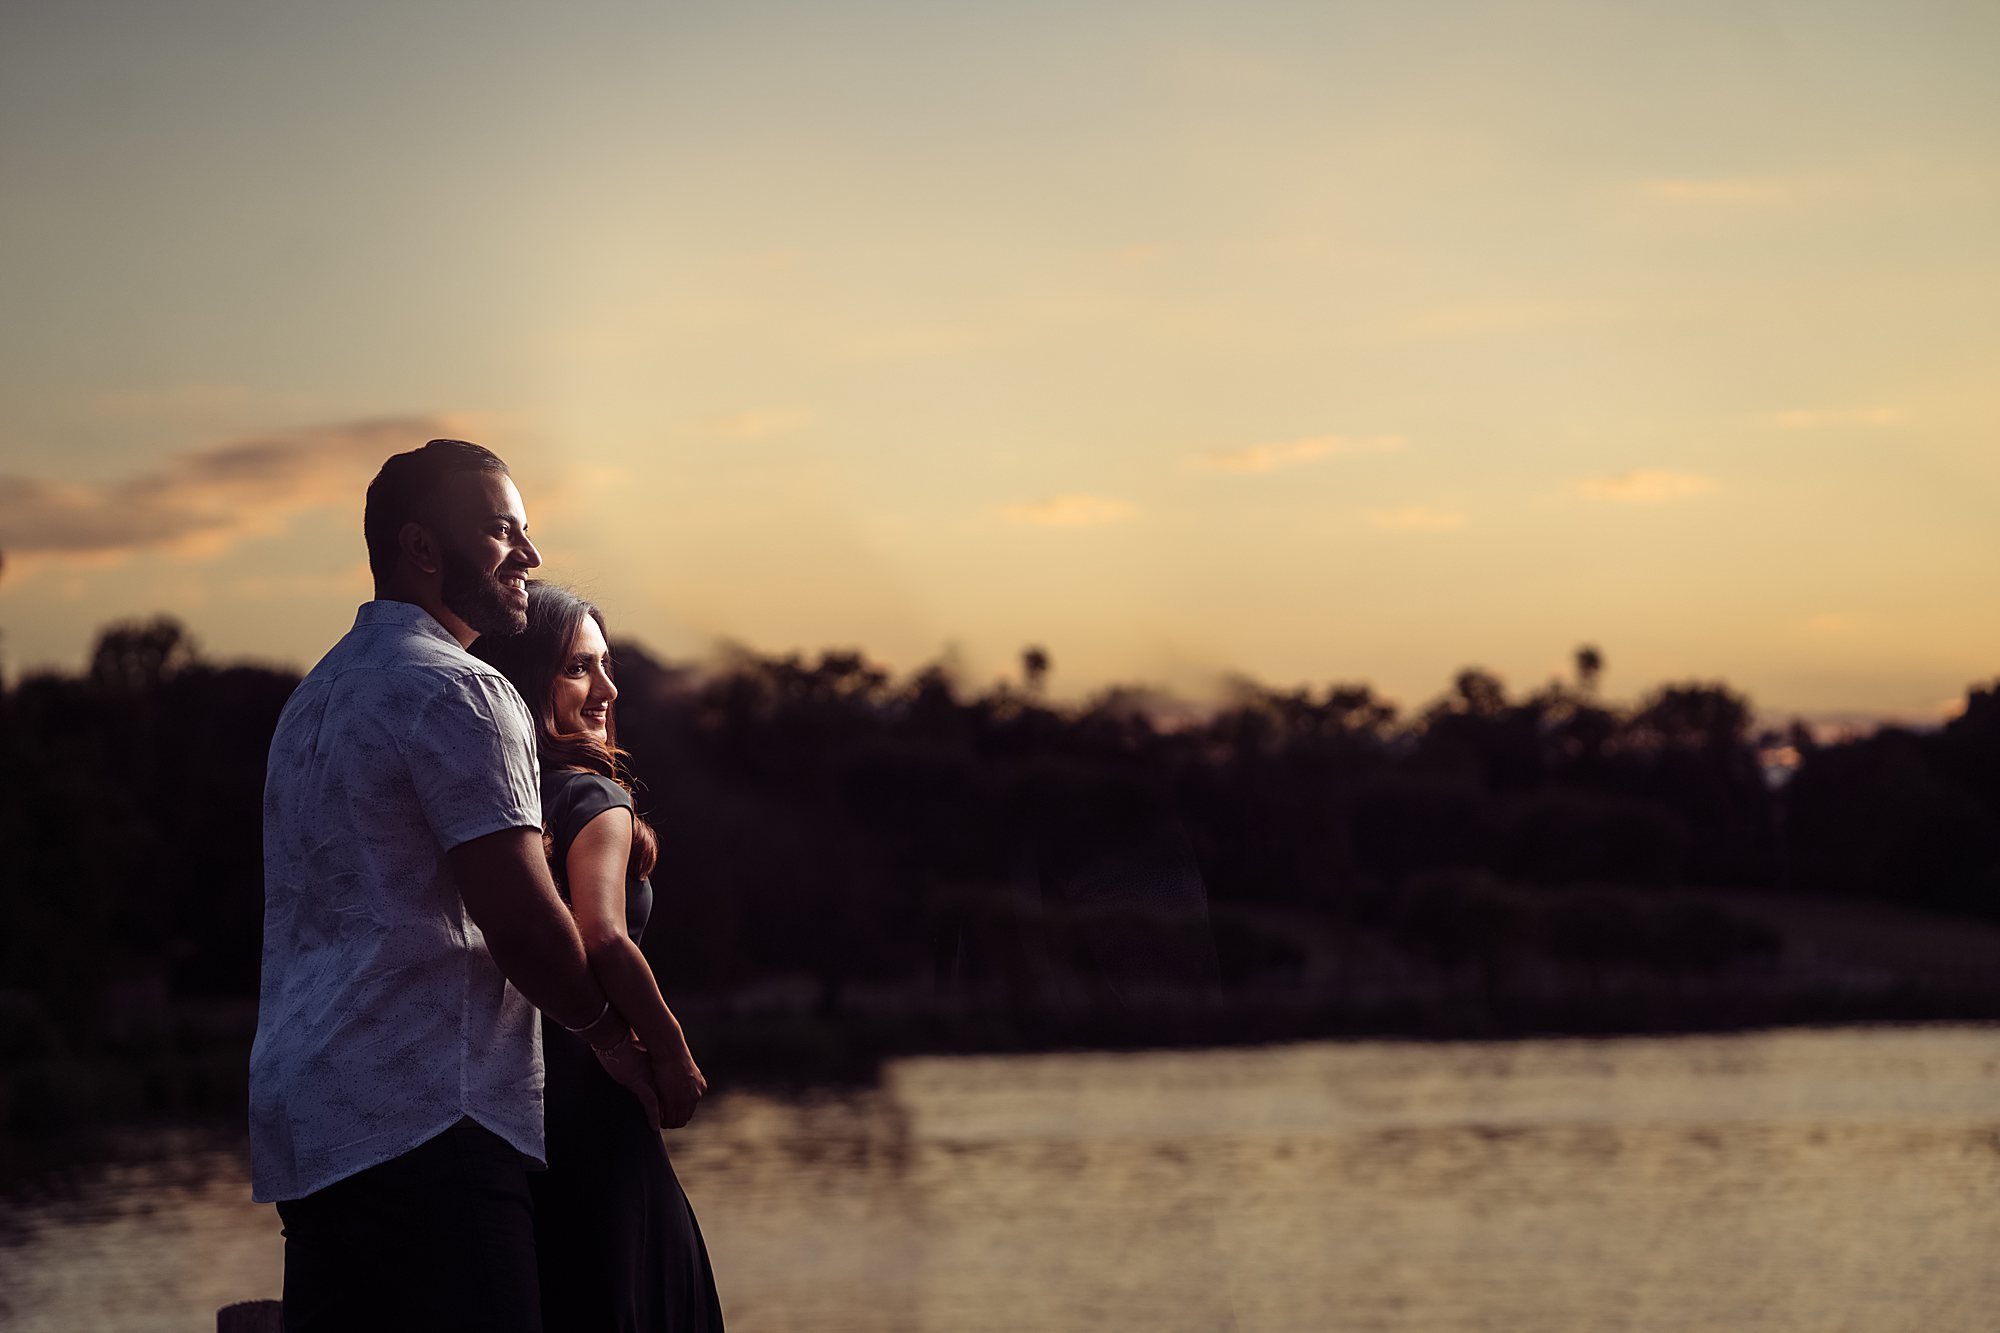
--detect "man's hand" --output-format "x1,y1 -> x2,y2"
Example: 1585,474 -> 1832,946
650,1048 -> 707,1130
592,1036 -> 662,1126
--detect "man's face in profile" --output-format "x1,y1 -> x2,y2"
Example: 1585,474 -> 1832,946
435,470 -> 539,638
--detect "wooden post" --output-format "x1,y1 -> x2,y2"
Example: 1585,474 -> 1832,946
217,1299 -> 284,1332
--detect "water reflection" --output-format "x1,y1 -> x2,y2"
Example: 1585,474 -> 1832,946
5,1026 -> 2000,1331
0,1126 -> 280,1333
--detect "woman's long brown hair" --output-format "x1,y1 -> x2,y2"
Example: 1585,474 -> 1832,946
471,582 -> 660,881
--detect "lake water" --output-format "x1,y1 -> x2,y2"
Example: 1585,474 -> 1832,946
4,1025 -> 1999,1331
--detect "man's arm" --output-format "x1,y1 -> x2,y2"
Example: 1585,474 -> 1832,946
448,826 -> 627,1044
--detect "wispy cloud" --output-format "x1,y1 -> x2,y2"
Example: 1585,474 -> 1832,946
1251,231 -> 1388,270
1759,406 -> 1906,430
1189,434 -> 1404,475
1635,177 -> 1795,206
999,495 -> 1137,527
838,320 -> 998,364
92,382 -> 328,423
1109,243 -> 1169,271
736,248 -> 803,278
1398,300 -> 1609,339
1151,36 -> 1280,91
0,415 -> 456,563
531,463 -> 634,527
95,383 -> 256,418
1570,470 -> 1716,503
1368,504 -> 1465,533
228,559 -> 374,600
1634,159 -> 1992,215
698,408 -> 813,441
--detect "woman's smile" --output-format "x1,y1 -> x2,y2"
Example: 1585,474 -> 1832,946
552,612 -> 618,740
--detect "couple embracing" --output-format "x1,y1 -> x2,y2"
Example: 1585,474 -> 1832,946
248,440 -> 725,1331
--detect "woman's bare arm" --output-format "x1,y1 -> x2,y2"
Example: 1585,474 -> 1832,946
449,826 -> 623,1039
566,807 -> 707,1125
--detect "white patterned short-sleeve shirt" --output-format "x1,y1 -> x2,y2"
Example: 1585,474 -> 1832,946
249,600 -> 544,1202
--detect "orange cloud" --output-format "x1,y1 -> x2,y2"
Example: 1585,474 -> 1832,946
1399,300 -> 1609,339
1251,231 -> 1388,270
999,495 -> 1137,527
1570,470 -> 1715,503
95,383 -> 259,418
0,415 -> 457,563
228,559 -> 374,600
1190,434 -> 1404,474
1759,407 -> 1905,430
697,408 -> 813,441
1368,504 -> 1466,532
1109,243 -> 1170,271
1635,177 -> 1794,205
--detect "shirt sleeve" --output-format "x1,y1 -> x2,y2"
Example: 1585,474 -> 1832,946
399,670 -> 543,851
566,773 -> 633,830
549,772 -> 634,868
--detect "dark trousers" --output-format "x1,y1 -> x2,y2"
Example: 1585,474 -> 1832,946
276,1117 -> 542,1333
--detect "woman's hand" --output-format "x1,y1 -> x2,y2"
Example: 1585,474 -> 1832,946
592,1034 -> 662,1125
649,1047 -> 707,1129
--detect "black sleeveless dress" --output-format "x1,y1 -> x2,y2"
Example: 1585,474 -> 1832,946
530,769 -> 725,1332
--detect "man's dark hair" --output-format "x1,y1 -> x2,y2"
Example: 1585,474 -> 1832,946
363,439 -> 511,583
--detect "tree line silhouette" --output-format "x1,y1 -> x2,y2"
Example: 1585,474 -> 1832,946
4,615 -> 2000,1137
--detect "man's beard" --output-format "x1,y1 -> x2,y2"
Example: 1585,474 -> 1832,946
440,544 -> 527,639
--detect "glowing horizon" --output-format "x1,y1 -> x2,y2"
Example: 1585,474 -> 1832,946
4,1 -> 1996,725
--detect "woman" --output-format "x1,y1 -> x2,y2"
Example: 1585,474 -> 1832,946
473,583 -> 725,1332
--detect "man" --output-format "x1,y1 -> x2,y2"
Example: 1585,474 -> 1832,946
249,439 -> 703,1331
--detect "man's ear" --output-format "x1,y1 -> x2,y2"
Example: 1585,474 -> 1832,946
399,520 -> 443,576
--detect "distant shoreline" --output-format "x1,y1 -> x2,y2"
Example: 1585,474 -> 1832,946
10,986 -> 1999,1196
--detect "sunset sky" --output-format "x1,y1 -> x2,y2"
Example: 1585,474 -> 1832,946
3,1 -> 1996,724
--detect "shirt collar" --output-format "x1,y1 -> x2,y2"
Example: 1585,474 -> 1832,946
353,599 -> 465,649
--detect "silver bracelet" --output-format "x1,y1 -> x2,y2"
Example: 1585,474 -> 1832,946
560,1000 -> 610,1034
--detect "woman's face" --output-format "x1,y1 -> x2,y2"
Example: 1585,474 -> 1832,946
551,612 -> 617,741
